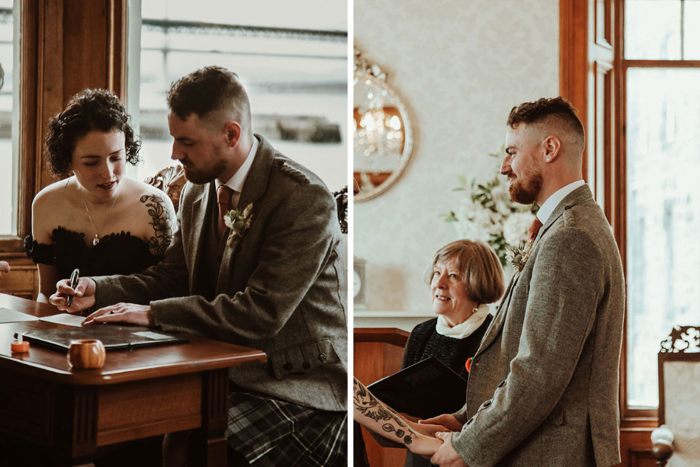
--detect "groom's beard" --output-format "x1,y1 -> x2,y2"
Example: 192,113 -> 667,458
508,171 -> 543,205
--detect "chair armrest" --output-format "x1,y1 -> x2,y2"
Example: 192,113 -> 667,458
651,425 -> 674,466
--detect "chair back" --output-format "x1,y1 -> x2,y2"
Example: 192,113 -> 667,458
333,185 -> 348,234
144,165 -> 187,212
657,325 -> 700,466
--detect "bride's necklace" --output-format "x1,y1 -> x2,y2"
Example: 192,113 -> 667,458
80,184 -> 121,246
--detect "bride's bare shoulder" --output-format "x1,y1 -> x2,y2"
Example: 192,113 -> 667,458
32,178 -> 75,212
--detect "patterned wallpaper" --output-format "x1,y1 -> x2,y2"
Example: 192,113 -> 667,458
354,0 -> 559,314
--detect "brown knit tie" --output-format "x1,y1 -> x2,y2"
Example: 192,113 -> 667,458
217,185 -> 234,238
528,217 -> 543,242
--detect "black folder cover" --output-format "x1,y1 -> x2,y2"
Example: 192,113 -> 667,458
367,356 -> 467,420
22,326 -> 188,351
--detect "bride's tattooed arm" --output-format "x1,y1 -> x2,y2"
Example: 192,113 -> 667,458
140,193 -> 176,257
353,377 -> 417,446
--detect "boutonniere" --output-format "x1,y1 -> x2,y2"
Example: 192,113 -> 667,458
506,239 -> 534,272
223,203 -> 254,246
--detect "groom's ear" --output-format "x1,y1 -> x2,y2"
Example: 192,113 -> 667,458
542,136 -> 561,163
223,121 -> 242,148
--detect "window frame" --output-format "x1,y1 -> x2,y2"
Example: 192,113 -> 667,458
0,0 -> 128,299
0,0 -> 37,254
618,0 -> 700,424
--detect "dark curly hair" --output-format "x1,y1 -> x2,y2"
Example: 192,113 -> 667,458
167,66 -> 250,124
45,89 -> 142,178
507,97 -> 585,151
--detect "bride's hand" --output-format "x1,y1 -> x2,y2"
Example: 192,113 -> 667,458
49,277 -> 96,312
407,431 -> 444,457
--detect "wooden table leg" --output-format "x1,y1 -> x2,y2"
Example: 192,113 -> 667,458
52,385 -> 98,467
190,369 -> 229,467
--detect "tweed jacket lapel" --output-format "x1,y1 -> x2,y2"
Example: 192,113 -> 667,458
478,273 -> 519,353
476,185 -> 595,356
189,184 -> 214,294
215,135 -> 274,293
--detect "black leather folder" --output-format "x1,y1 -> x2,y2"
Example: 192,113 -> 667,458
367,356 -> 467,420
21,325 -> 188,352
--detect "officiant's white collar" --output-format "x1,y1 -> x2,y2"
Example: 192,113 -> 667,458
436,304 -> 491,339
216,136 -> 259,194
536,179 -> 586,224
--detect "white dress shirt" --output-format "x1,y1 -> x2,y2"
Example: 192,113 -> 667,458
216,136 -> 259,209
536,179 -> 586,224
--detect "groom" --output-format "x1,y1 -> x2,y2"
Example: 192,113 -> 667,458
428,97 -> 625,466
51,66 -> 347,465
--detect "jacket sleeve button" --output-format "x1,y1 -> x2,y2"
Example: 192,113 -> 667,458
302,362 -> 311,370
319,353 -> 328,361
283,363 -> 293,371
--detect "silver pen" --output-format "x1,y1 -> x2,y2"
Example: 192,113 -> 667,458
66,268 -> 80,307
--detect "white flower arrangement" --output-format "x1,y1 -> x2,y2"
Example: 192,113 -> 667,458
445,151 -> 538,267
223,203 -> 254,246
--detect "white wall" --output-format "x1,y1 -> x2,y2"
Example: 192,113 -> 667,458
354,0 -> 559,316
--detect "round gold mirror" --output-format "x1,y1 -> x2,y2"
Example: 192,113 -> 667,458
353,48 -> 413,202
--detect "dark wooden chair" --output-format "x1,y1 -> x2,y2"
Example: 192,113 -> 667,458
144,165 -> 187,213
333,185 -> 348,234
651,325 -> 700,467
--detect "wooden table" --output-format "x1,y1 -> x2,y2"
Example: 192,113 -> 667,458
0,294 -> 267,466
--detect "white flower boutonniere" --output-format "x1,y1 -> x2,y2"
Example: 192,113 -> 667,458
223,203 -> 254,246
506,239 -> 534,273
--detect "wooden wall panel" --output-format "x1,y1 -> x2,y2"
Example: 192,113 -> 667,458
354,329 -> 410,467
0,257 -> 36,299
37,0 -> 65,193
63,0 -> 109,98
620,428 -> 655,467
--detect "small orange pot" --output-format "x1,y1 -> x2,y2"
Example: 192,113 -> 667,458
67,339 -> 106,370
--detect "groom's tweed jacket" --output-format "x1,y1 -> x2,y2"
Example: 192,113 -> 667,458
93,135 -> 347,412
452,185 -> 625,466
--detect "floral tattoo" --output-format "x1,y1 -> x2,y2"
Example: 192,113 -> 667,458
140,194 -> 174,257
353,377 -> 415,445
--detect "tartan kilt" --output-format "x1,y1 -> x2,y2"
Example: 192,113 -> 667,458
225,390 -> 347,466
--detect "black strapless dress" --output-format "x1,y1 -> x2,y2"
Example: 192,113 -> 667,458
24,227 -> 162,279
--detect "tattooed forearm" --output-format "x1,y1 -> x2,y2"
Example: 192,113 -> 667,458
353,377 -> 416,446
140,194 -> 175,257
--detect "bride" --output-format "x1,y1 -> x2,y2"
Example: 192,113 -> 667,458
26,89 -> 177,304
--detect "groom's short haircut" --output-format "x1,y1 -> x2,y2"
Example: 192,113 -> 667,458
425,240 -> 505,305
167,66 -> 251,129
507,97 -> 585,156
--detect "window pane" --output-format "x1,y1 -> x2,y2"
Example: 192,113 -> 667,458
625,0 -> 681,59
626,68 -> 700,407
135,0 -> 348,191
683,0 -> 700,59
141,0 -> 346,31
0,1 -> 16,236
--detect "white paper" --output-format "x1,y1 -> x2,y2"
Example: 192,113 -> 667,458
39,313 -> 86,327
0,308 -> 40,323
